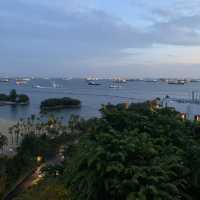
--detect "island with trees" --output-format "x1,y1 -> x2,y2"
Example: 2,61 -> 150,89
0,89 -> 29,106
40,97 -> 81,111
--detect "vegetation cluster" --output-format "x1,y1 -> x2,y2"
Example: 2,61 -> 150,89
63,103 -> 200,200
0,89 -> 29,104
40,97 -> 81,111
2,102 -> 200,200
0,116 -> 66,199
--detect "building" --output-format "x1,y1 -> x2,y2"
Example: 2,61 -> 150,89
194,115 -> 200,122
180,113 -> 187,120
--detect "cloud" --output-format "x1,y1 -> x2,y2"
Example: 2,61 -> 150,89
149,17 -> 200,46
2,0 -> 200,48
128,0 -> 200,46
0,1 -> 152,56
1,0 -> 200,76
17,0 -> 95,12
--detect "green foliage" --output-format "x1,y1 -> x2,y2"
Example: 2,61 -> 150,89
17,134 -> 57,160
42,165 -> 64,177
64,102 -> 200,200
13,178 -> 70,200
0,134 -> 59,198
9,89 -> 17,101
0,157 -> 8,199
0,115 -> 70,199
0,93 -> 9,101
0,89 -> 29,103
0,132 -> 8,149
17,94 -> 29,103
40,97 -> 81,111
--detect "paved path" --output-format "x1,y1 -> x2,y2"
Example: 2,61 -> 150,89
3,146 -> 64,200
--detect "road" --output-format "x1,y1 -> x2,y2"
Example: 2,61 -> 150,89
3,146 -> 64,200
3,165 -> 44,200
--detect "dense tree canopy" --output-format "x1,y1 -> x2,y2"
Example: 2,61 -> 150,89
64,102 -> 200,200
3,102 -> 200,200
0,89 -> 29,104
9,89 -> 17,102
40,97 -> 81,111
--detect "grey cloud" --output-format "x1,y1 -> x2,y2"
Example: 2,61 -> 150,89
1,0 -> 200,76
150,14 -> 200,46
2,0 -> 200,52
0,2 -> 152,53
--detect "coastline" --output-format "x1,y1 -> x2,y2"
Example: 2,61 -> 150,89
0,118 -> 15,135
0,101 -> 29,106
41,104 -> 81,112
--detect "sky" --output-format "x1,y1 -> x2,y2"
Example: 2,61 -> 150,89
1,0 -> 200,77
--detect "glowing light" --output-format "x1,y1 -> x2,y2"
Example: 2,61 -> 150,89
37,156 -> 42,163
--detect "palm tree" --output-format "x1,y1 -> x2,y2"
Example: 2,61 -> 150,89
8,127 -> 14,145
0,132 -> 8,153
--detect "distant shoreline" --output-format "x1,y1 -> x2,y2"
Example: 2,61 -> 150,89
0,101 -> 29,106
41,104 -> 81,111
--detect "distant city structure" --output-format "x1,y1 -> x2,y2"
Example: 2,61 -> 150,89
161,91 -> 200,121
162,91 -> 200,106
191,91 -> 200,104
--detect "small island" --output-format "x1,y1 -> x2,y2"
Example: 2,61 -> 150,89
0,89 -> 29,106
40,97 -> 81,111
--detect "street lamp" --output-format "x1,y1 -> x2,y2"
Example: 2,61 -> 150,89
36,155 -> 43,163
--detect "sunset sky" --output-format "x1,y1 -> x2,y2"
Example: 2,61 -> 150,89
1,0 -> 200,77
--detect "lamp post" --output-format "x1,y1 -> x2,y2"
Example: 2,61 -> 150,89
36,155 -> 43,163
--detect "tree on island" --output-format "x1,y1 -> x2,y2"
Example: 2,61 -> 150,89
0,89 -> 29,104
9,89 -> 17,102
40,97 -> 81,111
17,94 -> 29,103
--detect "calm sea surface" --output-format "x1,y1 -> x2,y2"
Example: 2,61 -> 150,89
0,78 -> 200,122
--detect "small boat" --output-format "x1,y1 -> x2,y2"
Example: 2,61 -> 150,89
24,78 -> 31,81
16,80 -> 27,85
167,80 -> 186,85
52,81 -> 62,88
113,78 -> 127,84
144,79 -> 158,83
121,79 -> 127,83
191,79 -> 200,83
109,84 -> 122,89
33,85 -> 51,89
86,77 -> 99,81
52,81 -> 57,88
0,78 -> 9,83
63,77 -> 72,81
109,78 -> 123,88
88,81 -> 101,86
33,85 -> 43,89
